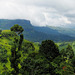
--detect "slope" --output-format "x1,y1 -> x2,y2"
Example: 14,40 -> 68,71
0,30 -> 39,74
0,19 -> 74,42
48,26 -> 75,37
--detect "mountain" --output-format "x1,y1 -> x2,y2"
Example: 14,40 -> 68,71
48,26 -> 75,37
0,19 -> 75,42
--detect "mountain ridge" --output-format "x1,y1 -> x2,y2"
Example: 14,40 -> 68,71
48,26 -> 75,37
0,19 -> 74,42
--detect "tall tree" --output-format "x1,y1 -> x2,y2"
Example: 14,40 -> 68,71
39,40 -> 60,61
10,24 -> 24,75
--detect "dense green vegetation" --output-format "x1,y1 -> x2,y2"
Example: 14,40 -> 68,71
57,41 -> 75,53
0,24 -> 75,75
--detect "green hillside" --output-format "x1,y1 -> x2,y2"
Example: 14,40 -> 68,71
0,30 -> 17,73
0,25 -> 75,75
57,41 -> 75,54
0,29 -> 40,74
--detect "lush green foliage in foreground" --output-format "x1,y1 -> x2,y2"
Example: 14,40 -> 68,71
0,25 -> 75,75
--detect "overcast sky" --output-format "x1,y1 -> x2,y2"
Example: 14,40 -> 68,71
0,0 -> 75,27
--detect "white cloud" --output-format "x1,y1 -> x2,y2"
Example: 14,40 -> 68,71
0,0 -> 74,27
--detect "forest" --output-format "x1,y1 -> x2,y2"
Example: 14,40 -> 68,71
0,24 -> 75,75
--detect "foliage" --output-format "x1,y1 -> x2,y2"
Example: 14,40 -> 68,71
0,25 -> 74,75
22,41 -> 35,53
10,25 -> 24,75
10,24 -> 24,34
20,52 -> 56,75
65,44 -> 74,59
39,40 -> 60,61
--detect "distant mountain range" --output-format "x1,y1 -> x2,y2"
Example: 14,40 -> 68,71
48,26 -> 75,37
0,19 -> 75,42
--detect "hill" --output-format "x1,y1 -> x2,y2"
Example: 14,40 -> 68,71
0,30 -> 39,74
57,41 -> 75,54
0,19 -> 75,42
0,28 -> 75,75
34,26 -> 75,42
48,26 -> 75,37
0,30 -> 17,72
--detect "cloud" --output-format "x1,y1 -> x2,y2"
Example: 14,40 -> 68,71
0,0 -> 75,27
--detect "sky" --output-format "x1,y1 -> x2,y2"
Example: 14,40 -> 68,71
0,0 -> 75,27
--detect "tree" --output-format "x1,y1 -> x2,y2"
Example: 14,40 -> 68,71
10,25 -> 24,75
2,65 -> 10,75
66,44 -> 74,59
39,40 -> 60,61
0,48 -> 8,63
71,56 -> 75,72
10,24 -> 24,34
61,65 -> 74,75
20,52 -> 56,75
22,41 -> 35,54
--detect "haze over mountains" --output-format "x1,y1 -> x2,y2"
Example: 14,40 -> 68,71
0,19 -> 75,42
48,26 -> 75,37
